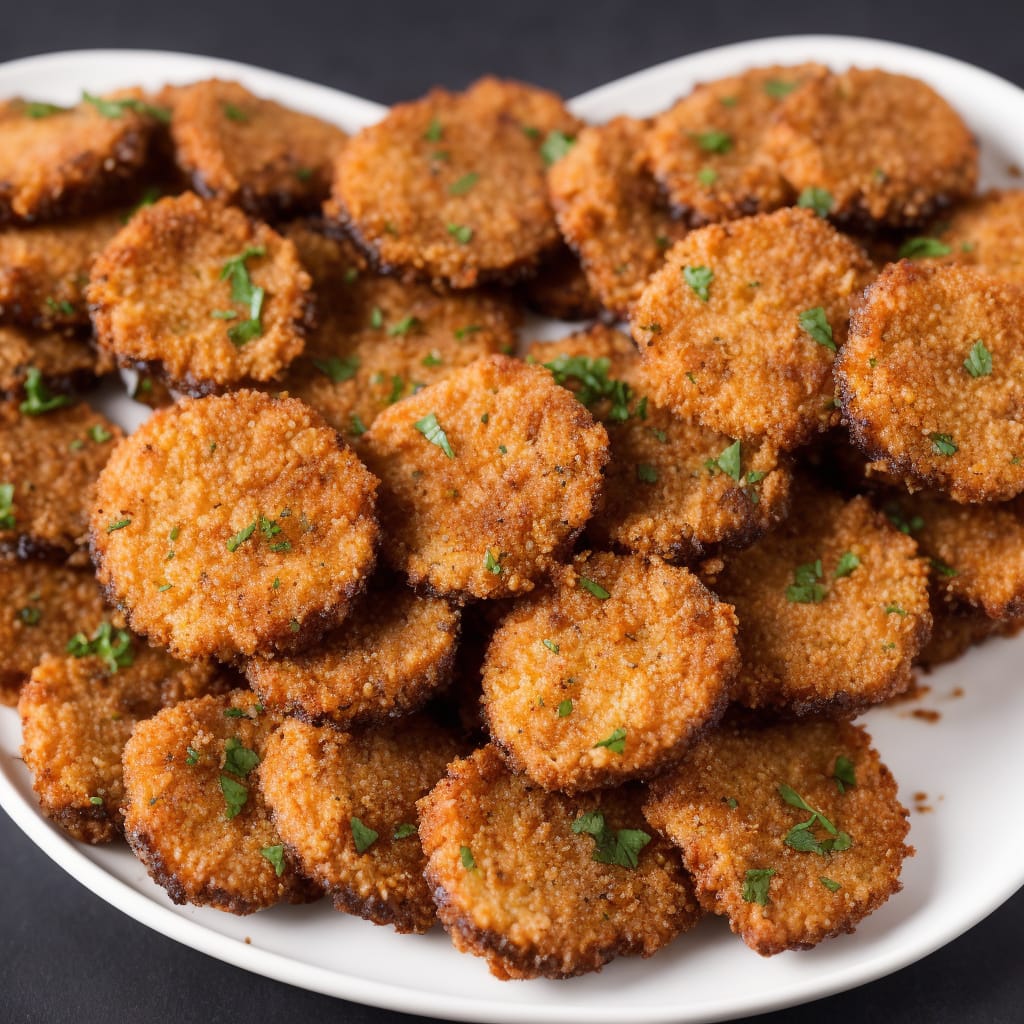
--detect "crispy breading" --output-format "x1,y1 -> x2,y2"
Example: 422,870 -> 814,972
548,116 -> 686,318
18,649 -> 225,843
483,551 -> 739,792
245,580 -> 459,728
0,326 -> 112,399
163,79 -> 347,220
632,208 -> 874,450
362,355 -> 608,600
0,94 -> 156,224
121,689 -> 316,913
275,222 -> 518,444
938,190 -> 1024,285
418,745 -> 701,979
838,262 -> 1024,503
329,77 -> 581,288
90,390 -> 379,660
261,715 -> 463,932
88,192 -> 312,394
644,65 -> 823,223
0,400 -> 122,562
519,244 -> 602,322
714,483 -> 931,714
765,69 -> 977,228
916,590 -> 1022,670
0,561 -> 108,705
529,326 -> 791,561
644,718 -> 912,956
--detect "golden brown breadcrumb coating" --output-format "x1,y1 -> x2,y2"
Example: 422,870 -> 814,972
362,355 -> 608,600
245,580 -> 459,728
529,326 -> 791,561
19,648 -> 224,843
765,68 -> 977,228
915,590 -> 1021,670
88,192 -> 312,394
329,77 -> 581,287
645,64 -> 823,223
714,483 -> 931,714
548,116 -> 687,318
90,390 -> 379,660
261,715 -> 463,932
122,689 -> 316,913
418,745 -> 701,979
644,717 -> 912,956
519,244 -> 602,322
838,262 -> 1024,503
0,326 -> 112,399
0,400 -> 122,562
163,79 -> 347,219
632,208 -> 873,450
0,94 -> 157,224
938,189 -> 1024,285
483,551 -> 739,793
0,561 -> 108,705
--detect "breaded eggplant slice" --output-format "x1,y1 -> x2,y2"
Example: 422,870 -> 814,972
90,390 -> 379,660
644,64 -> 823,223
715,483 -> 931,714
529,326 -> 791,561
632,208 -> 874,451
915,591 -> 1020,670
329,77 -> 582,288
0,326 -> 112,399
0,94 -> 158,224
838,262 -> 1024,503
276,223 -> 517,443
245,580 -> 459,728
0,400 -> 122,562
418,745 -> 701,979
88,192 -> 312,394
362,355 -> 608,600
122,690 -> 315,913
0,210 -> 126,329
765,69 -> 977,228
19,648 -> 225,843
164,79 -> 347,219
261,715 -> 462,932
644,717 -> 912,956
0,561 -> 108,705
938,190 -> 1024,285
880,492 -> 1024,620
519,244 -> 602,322
548,116 -> 687,318
483,551 -> 738,792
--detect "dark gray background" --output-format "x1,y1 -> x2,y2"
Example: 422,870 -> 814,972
2,2 -> 1022,1022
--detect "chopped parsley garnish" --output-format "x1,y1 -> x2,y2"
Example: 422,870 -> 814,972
897,237 -> 952,259
370,307 -> 384,329
798,306 -> 836,352
460,845 -> 476,870
833,755 -> 856,794
126,186 -> 163,219
226,520 -> 257,552
67,622 -> 133,673
388,315 -> 421,337
930,433 -> 957,456
295,167 -> 313,182
742,868 -> 775,906
0,483 -> 15,529
454,324 -> 481,340
385,374 -> 405,404
541,354 -> 641,422
219,246 -> 266,346
884,504 -> 924,535
185,746 -> 200,767
797,187 -> 834,217
219,774 -> 248,819
17,605 -> 41,626
697,166 -> 718,187
706,439 -> 742,481
571,810 -> 650,869
82,91 -> 171,123
540,130 -> 575,165
350,816 -> 379,854
778,784 -> 852,855
106,517 -> 131,533
422,352 -> 443,367
20,367 -> 71,415
636,463 -> 659,483
557,699 -> 573,717
963,339 -> 993,378
786,559 -> 826,604
448,172 -> 479,196
833,551 -> 861,579
45,296 -> 76,316
820,876 -> 842,892
579,576 -> 610,600
683,265 -> 713,302
413,412 -> 454,458
424,117 -> 443,142
223,736 -> 259,778
930,557 -> 959,578
260,844 -> 286,876
223,102 -> 248,122
88,424 -> 113,443
690,130 -> 732,154
763,78 -> 798,98
313,355 -> 359,382
24,100 -> 67,118
89,796 -> 104,806
484,549 -> 502,575
884,602 -> 907,616
724,797 -> 739,810
447,223 -> 473,244
349,414 -> 368,437
593,727 -> 626,754
542,639 -> 560,653
393,823 -> 417,840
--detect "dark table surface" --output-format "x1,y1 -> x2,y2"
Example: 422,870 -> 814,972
2,2 -> 1023,1022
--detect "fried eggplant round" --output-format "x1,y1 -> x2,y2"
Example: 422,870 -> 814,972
0,326 -> 112,399
939,189 -> 1024,286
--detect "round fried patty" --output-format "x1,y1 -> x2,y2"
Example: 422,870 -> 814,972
0,326 -> 112,399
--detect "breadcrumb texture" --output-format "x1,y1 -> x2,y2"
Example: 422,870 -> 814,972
838,262 -> 1024,503
632,208 -> 873,450
122,690 -> 316,913
245,581 -> 459,728
261,715 -> 463,933
548,116 -> 686,317
0,326 -> 112,398
88,192 -> 312,393
165,79 -> 347,219
939,190 -> 1024,285
90,390 -> 379,660
418,745 -> 701,979
0,400 -> 122,562
765,68 -> 977,227
715,484 -> 931,714
331,77 -> 581,287
484,552 -> 738,792
363,355 -> 608,600
18,649 -> 224,843
644,717 -> 912,956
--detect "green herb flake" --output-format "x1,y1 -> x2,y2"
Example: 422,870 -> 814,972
223,736 -> 260,778
484,549 -> 502,575
541,354 -> 638,422
798,307 -> 836,352
833,551 -> 861,579
540,130 -> 576,165
897,237 -> 952,259
45,296 -> 76,316
226,520 -> 257,552
422,352 -> 443,367
20,367 -> 72,416
579,576 -> 611,600
82,91 -> 171,123
388,314 -> 421,337
89,796 -> 104,806
295,167 -> 313,182
884,602 -> 907,616
724,797 -> 739,809
220,774 -> 248,819
260,844 -> 286,876
393,823 -> 417,840
763,78 -> 798,98
930,557 -> 959,578
683,265 -> 713,302
350,816 -> 379,854
593,727 -> 626,754
542,639 -> 560,653
106,518 -> 131,533
797,186 -> 834,217
460,845 -> 476,870
185,746 -> 200,767
219,246 -> 266,346
742,868 -> 776,906
833,755 -> 857,794
413,412 -> 455,458
786,559 -> 826,604
820,876 -> 842,892
963,339 -> 993,378
930,433 -> 958,456
0,483 -> 15,530
697,166 -> 718,187
636,463 -> 659,484
571,810 -> 651,869
447,223 -> 473,244
17,605 -> 41,626
448,171 -> 480,196
24,100 -> 67,118
313,355 -> 360,382
349,414 -> 369,437
690,130 -> 732,153
68,622 -> 135,674
424,117 -> 443,142
557,699 -> 573,718
88,424 -> 113,443
223,102 -> 249,122
711,439 -> 742,481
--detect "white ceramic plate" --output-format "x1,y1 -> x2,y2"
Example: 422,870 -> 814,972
1,35 -> 1022,1024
